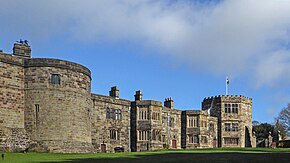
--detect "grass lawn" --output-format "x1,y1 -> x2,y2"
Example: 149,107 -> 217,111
1,148 -> 289,163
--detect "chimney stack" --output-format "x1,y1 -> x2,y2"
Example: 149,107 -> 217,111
13,40 -> 31,58
109,86 -> 119,99
164,97 -> 174,109
134,90 -> 142,101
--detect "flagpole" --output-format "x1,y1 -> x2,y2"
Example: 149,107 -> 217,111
226,76 -> 228,95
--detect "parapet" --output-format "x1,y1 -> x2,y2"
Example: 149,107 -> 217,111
203,95 -> 252,101
24,58 -> 91,79
91,93 -> 131,106
0,52 -> 24,66
135,100 -> 163,107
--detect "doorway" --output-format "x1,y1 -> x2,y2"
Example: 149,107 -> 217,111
172,140 -> 177,149
101,144 -> 106,153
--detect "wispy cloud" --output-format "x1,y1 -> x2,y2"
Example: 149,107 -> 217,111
1,0 -> 290,87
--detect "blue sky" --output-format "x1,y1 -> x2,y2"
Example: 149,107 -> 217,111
1,0 -> 290,123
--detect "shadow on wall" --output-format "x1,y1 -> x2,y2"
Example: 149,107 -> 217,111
60,152 -> 290,163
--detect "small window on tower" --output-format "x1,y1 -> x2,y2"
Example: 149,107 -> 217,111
51,74 -> 60,85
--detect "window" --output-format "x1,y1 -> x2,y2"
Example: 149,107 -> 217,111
189,135 -> 199,144
225,123 -> 231,131
138,130 -> 149,140
51,74 -> 60,85
110,130 -> 119,140
162,116 -> 166,124
169,117 -> 174,127
152,130 -> 160,141
188,116 -> 198,128
232,104 -> 238,114
224,138 -> 239,145
152,112 -> 160,120
115,109 -> 122,120
139,108 -> 148,120
224,104 -> 231,113
35,104 -> 39,128
200,120 -> 207,128
232,123 -> 239,132
106,108 -> 122,120
209,123 -> 214,132
162,135 -> 166,142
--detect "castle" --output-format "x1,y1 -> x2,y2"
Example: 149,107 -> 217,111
0,42 -> 256,153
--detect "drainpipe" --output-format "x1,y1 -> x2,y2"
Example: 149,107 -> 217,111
128,106 -> 131,152
167,111 -> 170,148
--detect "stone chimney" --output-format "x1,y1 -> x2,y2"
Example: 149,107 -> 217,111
134,90 -> 142,101
164,97 -> 174,109
109,86 -> 119,99
13,40 -> 31,58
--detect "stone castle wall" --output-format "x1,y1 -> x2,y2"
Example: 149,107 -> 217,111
0,52 -> 27,151
181,110 -> 218,149
130,99 -> 182,152
91,93 -> 131,152
0,43 -> 256,153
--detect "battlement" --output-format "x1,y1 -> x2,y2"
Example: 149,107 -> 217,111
203,95 -> 252,103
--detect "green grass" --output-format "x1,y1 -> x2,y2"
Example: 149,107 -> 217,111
1,148 -> 290,163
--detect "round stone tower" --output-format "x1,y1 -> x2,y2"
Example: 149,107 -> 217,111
24,58 -> 93,153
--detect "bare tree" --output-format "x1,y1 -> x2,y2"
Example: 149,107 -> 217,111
277,103 -> 290,137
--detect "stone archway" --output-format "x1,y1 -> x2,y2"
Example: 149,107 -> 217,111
245,127 -> 252,147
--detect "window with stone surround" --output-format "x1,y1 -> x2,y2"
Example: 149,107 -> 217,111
106,108 -> 122,120
162,116 -> 166,124
224,104 -> 231,113
232,104 -> 238,114
200,120 -> 207,128
189,135 -> 199,144
224,138 -> 239,145
51,74 -> 60,85
188,116 -> 198,128
110,130 -> 119,140
138,130 -> 149,140
139,108 -> 148,120
162,135 -> 166,142
152,112 -> 160,120
225,123 -> 231,131
152,129 -> 161,141
209,123 -> 214,132
232,123 -> 239,132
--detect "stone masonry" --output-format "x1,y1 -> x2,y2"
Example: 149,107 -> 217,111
0,41 -> 256,153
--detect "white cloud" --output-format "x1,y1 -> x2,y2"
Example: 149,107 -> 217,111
1,0 -> 290,87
